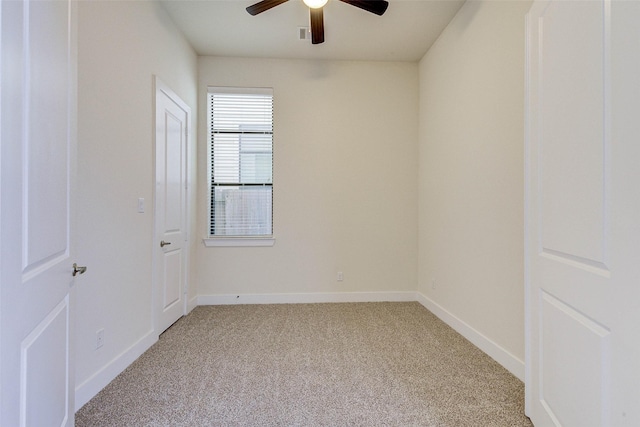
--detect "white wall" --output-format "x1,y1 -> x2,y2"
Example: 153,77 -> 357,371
197,58 -> 418,302
417,0 -> 531,378
75,0 -> 198,409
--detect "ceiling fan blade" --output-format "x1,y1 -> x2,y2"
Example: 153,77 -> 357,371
246,0 -> 289,16
310,8 -> 324,44
338,0 -> 388,16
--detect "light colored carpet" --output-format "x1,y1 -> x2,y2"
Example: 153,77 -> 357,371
75,302 -> 533,426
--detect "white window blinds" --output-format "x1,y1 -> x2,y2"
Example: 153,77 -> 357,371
208,87 -> 273,237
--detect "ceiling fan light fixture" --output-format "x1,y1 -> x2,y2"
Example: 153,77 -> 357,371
303,0 -> 328,9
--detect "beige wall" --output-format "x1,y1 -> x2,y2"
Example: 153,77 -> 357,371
75,0 -> 198,407
197,57 -> 418,299
418,0 -> 531,369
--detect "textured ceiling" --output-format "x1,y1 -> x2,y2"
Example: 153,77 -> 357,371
160,0 -> 466,62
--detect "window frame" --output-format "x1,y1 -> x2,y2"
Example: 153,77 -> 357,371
204,86 -> 275,247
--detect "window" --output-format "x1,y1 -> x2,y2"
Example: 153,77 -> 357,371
207,87 -> 273,242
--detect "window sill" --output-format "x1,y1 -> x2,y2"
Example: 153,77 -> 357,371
202,237 -> 275,247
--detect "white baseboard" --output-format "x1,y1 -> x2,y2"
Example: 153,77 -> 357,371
74,330 -> 157,411
198,291 -> 417,306
187,295 -> 198,314
415,292 -> 525,381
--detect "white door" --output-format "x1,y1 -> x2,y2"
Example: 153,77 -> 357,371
526,0 -> 640,425
154,78 -> 189,334
0,0 -> 78,426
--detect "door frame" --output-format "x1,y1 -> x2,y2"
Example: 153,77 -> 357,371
152,76 -> 191,335
524,3 -> 533,416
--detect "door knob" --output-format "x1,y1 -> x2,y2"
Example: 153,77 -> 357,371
72,263 -> 87,277
160,240 -> 172,247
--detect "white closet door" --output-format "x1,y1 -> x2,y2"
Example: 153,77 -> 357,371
526,0 -> 640,425
1,0 -> 78,425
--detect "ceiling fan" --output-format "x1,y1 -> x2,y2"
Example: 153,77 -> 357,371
246,0 -> 389,45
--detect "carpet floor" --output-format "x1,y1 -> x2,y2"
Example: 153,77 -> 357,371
75,302 -> 533,426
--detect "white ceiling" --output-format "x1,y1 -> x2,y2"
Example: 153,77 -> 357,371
160,0 -> 466,62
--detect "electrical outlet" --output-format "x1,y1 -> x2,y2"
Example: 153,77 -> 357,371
337,272 -> 344,282
431,279 -> 436,290
96,329 -> 105,349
